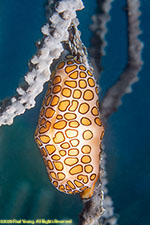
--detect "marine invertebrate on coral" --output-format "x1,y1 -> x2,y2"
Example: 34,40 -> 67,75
34,55 -> 104,198
0,0 -> 144,224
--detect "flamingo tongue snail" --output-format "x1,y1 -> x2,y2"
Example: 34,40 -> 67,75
34,55 -> 104,199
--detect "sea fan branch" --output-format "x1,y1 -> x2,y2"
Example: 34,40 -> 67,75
79,0 -> 143,224
101,0 -> 144,125
0,0 -> 84,126
89,0 -> 114,78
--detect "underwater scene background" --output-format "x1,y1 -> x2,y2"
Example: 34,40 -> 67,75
0,0 -> 149,224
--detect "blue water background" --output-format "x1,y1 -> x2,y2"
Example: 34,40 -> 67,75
0,0 -> 149,224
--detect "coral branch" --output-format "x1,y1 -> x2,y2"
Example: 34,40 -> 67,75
79,151 -> 117,225
0,0 -> 84,126
99,153 -> 118,225
101,0 -> 144,125
89,0 -> 114,78
79,0 -> 143,224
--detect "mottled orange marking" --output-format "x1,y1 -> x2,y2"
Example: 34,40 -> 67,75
79,79 -> 87,89
69,71 -> 78,79
53,132 -> 65,144
87,70 -> 92,76
39,135 -> 50,143
73,89 -> 82,99
69,165 -> 83,175
67,180 -> 75,189
83,130 -> 93,140
90,174 -> 96,181
46,145 -> 56,155
81,117 -> 91,126
68,149 -> 79,156
70,139 -> 79,147
59,185 -> 65,190
94,117 -> 102,126
77,175 -> 88,184
79,65 -> 86,71
82,177 -> 88,184
52,75 -> 61,85
66,185 -> 71,190
50,95 -> 59,106
45,107 -> 55,118
65,80 -> 77,88
53,120 -> 67,130
74,59 -> 81,64
58,100 -> 70,111
74,180 -> 83,187
59,150 -> 66,156
57,172 -> 65,180
80,186 -> 88,191
91,107 -> 99,116
73,190 -> 79,193
83,90 -> 94,101
56,114 -> 63,120
81,155 -> 91,164
52,85 -> 61,94
64,113 -> 76,120
81,145 -> 91,154
65,129 -> 78,138
51,154 -> 61,160
78,103 -> 89,114
88,78 -> 95,87
64,157 -> 78,166
65,65 -> 77,74
66,191 -> 72,194
67,60 -> 74,65
47,160 -> 54,170
54,161 -> 63,171
39,121 -> 51,134
95,87 -> 98,94
62,88 -> 72,97
45,95 -> 52,106
40,118 -> 46,125
53,181 -> 58,187
40,148 -> 47,157
69,121 -> 79,128
35,138 -> 42,146
80,71 -> 87,78
50,172 -> 57,179
84,165 -> 93,173
57,61 -> 65,69
68,100 -> 78,111
60,142 -> 70,149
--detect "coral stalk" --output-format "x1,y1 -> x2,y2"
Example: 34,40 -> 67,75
0,0 -> 84,126
89,0 -> 114,78
101,0 -> 143,125
79,0 -> 143,224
